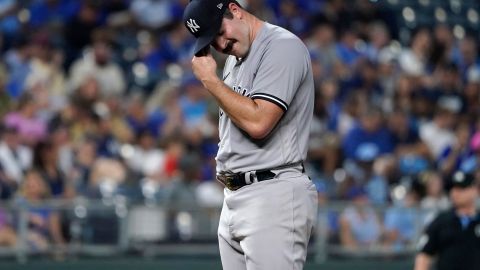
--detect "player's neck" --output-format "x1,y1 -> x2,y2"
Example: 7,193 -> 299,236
246,14 -> 264,46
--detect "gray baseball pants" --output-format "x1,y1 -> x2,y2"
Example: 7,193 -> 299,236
218,168 -> 318,270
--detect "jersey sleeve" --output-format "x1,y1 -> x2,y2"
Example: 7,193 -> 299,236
418,216 -> 440,255
250,38 -> 310,112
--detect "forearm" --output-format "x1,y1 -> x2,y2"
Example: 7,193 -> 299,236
191,54 -> 282,139
203,78 -> 276,139
414,253 -> 432,270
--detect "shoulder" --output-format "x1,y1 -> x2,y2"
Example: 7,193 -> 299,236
261,23 -> 308,56
429,209 -> 455,227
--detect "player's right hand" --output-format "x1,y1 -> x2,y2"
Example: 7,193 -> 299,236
192,49 -> 219,88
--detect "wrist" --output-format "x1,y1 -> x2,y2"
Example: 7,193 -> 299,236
202,76 -> 223,91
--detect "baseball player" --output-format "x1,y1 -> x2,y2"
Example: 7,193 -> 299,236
183,1 -> 318,269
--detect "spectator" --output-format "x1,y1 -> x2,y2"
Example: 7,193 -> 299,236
387,108 -> 430,176
92,109 -> 123,159
125,129 -> 165,179
429,62 -> 463,110
335,26 -> 363,69
162,136 -> 187,180
459,131 -> 480,176
4,92 -> 47,146
392,75 -> 417,114
437,121 -> 474,176
0,207 -> 16,247
398,27 -> 431,78
125,92 -> 166,139
64,1 -> 104,67
0,163 -> 14,199
0,1 -> 20,47
86,157 -> 126,199
335,91 -> 366,138
339,186 -> 383,251
164,152 -> 201,240
364,22 -> 391,63
419,101 -> 457,160
14,169 -> 66,252
307,22 -> 338,81
165,152 -> 201,208
315,181 -> 339,244
155,21 -> 194,69
70,137 -> 97,194
384,187 -> 422,251
453,35 -> 479,81
342,106 -> 394,161
177,75 -> 216,146
0,125 -> 32,187
102,95 -> 135,141
430,24 -> 455,67
345,59 -> 384,107
32,139 -> 75,199
4,35 -> 32,99
420,171 -> 450,225
24,31 -> 67,117
464,67 -> 480,117
70,77 -> 101,113
69,28 -> 126,97
308,79 -> 341,178
48,122 -> 75,183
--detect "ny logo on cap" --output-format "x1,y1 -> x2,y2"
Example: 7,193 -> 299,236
186,18 -> 200,33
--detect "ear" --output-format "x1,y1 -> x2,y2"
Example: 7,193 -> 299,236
228,2 -> 242,18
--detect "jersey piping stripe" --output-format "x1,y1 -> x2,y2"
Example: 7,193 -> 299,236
251,93 -> 288,112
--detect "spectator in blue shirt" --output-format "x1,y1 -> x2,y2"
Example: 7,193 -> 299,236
342,106 -> 394,161
384,187 -> 422,251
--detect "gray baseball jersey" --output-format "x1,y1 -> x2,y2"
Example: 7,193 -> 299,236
217,22 -> 314,173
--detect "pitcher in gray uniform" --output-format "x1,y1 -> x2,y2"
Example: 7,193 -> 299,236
183,1 -> 317,269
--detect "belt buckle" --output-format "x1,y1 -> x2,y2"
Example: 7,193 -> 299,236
218,173 -> 238,191
225,175 -> 239,190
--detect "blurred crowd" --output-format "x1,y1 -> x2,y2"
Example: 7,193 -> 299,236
0,0 -> 479,255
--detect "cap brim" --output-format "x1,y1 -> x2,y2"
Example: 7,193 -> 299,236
193,16 -> 223,56
194,35 -> 215,56
451,183 -> 473,189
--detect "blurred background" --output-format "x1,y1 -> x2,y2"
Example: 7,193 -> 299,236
0,0 -> 479,269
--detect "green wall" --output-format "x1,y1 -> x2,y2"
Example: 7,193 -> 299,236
0,258 -> 413,270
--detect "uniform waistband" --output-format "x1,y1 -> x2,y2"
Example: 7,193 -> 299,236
216,161 -> 304,191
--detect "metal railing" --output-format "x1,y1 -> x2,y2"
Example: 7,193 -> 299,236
0,198 -> 441,263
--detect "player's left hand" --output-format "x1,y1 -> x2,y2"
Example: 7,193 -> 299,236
192,49 -> 219,88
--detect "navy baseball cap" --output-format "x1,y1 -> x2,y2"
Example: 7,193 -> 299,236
183,0 -> 235,55
449,171 -> 476,189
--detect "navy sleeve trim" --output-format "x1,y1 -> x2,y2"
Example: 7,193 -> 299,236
251,93 -> 288,112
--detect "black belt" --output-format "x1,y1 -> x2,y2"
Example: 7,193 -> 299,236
216,161 -> 304,191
